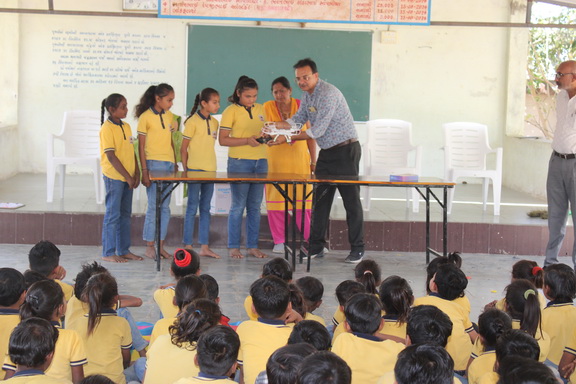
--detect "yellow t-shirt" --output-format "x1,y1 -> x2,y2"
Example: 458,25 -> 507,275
304,312 -> 326,326
453,295 -> 471,316
67,310 -> 132,384
4,372 -> 72,384
153,286 -> 178,319
542,302 -> 576,364
377,371 -> 463,384
478,372 -> 499,384
332,307 -> 345,326
413,295 -> 474,371
467,350 -> 496,384
563,327 -> 576,383
236,319 -> 292,384
3,326 -> 86,382
63,296 -> 88,331
495,294 -> 546,311
183,112 -> 218,172
149,316 -> 177,346
55,280 -> 74,303
220,104 -> 266,160
174,377 -> 234,384
137,108 -> 176,163
145,334 -> 199,384
378,317 -> 408,340
99,119 -> 136,182
0,310 -> 21,371
332,332 -> 404,384
243,296 -> 258,321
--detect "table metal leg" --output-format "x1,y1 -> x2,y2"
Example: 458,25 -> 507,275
443,186 -> 448,257
426,187 -> 430,264
155,181 -> 162,272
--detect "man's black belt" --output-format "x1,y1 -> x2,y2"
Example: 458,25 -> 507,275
330,138 -> 358,149
554,150 -> 576,159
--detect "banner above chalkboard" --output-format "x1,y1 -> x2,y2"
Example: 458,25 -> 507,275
159,0 -> 430,25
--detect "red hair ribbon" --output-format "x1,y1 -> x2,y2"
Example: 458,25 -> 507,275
532,266 -> 543,276
174,248 -> 192,268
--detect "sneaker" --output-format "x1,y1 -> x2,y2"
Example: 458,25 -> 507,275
301,248 -> 325,260
345,250 -> 365,264
323,247 -> 330,254
272,243 -> 285,254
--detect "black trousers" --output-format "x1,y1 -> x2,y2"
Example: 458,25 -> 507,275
310,141 -> 365,254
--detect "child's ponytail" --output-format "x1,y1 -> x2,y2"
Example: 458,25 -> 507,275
185,87 -> 220,124
512,260 -> 544,289
169,298 -> 221,349
101,93 -> 126,124
101,98 -> 107,125
82,273 -> 118,335
228,76 -> 258,104
184,93 -> 202,124
379,275 -> 414,324
20,280 -> 64,321
354,260 -> 381,295
134,83 -> 174,118
174,274 -> 208,310
504,279 -> 542,338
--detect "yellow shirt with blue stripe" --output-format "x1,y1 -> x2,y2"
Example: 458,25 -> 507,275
137,107 -> 176,163
4,370 -> 72,384
183,112 -> 218,171
220,104 -> 266,160
0,309 -> 21,373
145,334 -> 200,384
174,374 -> 235,383
467,349 -> 496,384
149,316 -> 177,346
100,118 -> 136,182
153,285 -> 178,319
542,301 -> 576,364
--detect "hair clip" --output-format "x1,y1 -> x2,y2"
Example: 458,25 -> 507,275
363,270 -> 373,275
524,289 -> 536,300
532,266 -> 543,276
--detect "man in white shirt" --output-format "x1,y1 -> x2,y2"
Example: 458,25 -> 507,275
545,60 -> 576,267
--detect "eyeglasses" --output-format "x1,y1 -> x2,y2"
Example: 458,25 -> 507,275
555,72 -> 576,78
295,74 -> 314,82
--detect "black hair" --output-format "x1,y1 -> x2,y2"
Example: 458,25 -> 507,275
335,280 -> 366,306
185,87 -> 219,123
433,263 -> 468,301
134,83 -> 174,118
9,317 -> 59,368
199,274 -> 219,301
495,329 -> 540,363
293,58 -> 318,74
512,260 -> 544,289
74,262 -> 109,300
271,76 -> 291,91
80,375 -> 116,384
171,249 -> 201,280
344,293 -> 382,334
100,93 -> 126,124
379,275 -> 414,325
504,279 -> 542,338
169,298 -> 221,349
175,274 -> 208,310
228,76 -> 258,104
407,305 -> 453,347
425,253 -> 462,294
0,268 -> 26,307
289,283 -> 306,318
82,273 -> 118,335
20,280 -> 64,321
394,344 -> 454,384
196,325 -> 240,376
543,263 -> 576,301
497,356 -> 557,384
262,257 -> 293,282
28,240 -> 61,277
250,276 -> 291,320
288,320 -> 332,351
296,276 -> 324,306
354,259 -> 381,295
267,343 -> 317,384
297,351 -> 351,384
478,309 -> 512,349
23,270 -> 49,288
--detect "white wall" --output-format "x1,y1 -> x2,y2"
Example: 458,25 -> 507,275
7,0 -> 536,193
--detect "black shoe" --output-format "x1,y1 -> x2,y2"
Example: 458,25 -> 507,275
301,248 -> 324,260
345,250 -> 365,264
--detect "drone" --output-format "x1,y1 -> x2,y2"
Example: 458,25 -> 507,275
257,122 -> 302,144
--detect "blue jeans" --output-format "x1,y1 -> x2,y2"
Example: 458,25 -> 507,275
183,169 -> 214,246
102,176 -> 133,256
143,160 -> 174,242
227,158 -> 268,249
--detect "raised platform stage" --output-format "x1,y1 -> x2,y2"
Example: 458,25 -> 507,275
0,173 -> 561,256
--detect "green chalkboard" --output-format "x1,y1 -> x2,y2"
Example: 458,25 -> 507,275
186,25 -> 372,121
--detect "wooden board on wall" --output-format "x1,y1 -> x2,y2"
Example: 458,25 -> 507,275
186,25 -> 372,121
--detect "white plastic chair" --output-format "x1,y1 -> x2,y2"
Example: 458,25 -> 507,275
443,122 -> 503,215
46,110 -> 103,204
362,119 -> 422,212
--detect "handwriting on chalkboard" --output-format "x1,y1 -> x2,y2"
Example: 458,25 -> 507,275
51,29 -> 168,89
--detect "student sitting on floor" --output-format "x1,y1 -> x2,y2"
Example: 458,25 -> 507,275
394,344 -> 455,384
144,299 -> 222,384
288,320 -> 332,352
199,274 -> 230,326
154,248 -> 201,319
332,293 -> 405,384
244,257 -> 293,321
4,318 -> 68,384
255,343 -> 316,384
28,240 -> 74,302
237,276 -> 294,384
297,351 -> 351,384
3,280 -> 87,384
0,268 -> 26,380
331,280 -> 366,342
425,253 -> 470,315
174,325 -> 240,384
378,275 -> 414,339
295,276 -> 325,326
497,356 -> 558,384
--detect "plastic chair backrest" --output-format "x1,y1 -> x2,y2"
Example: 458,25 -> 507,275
366,119 -> 415,169
60,111 -> 102,158
443,122 -> 491,171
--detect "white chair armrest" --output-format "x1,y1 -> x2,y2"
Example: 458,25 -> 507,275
495,147 -> 503,173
